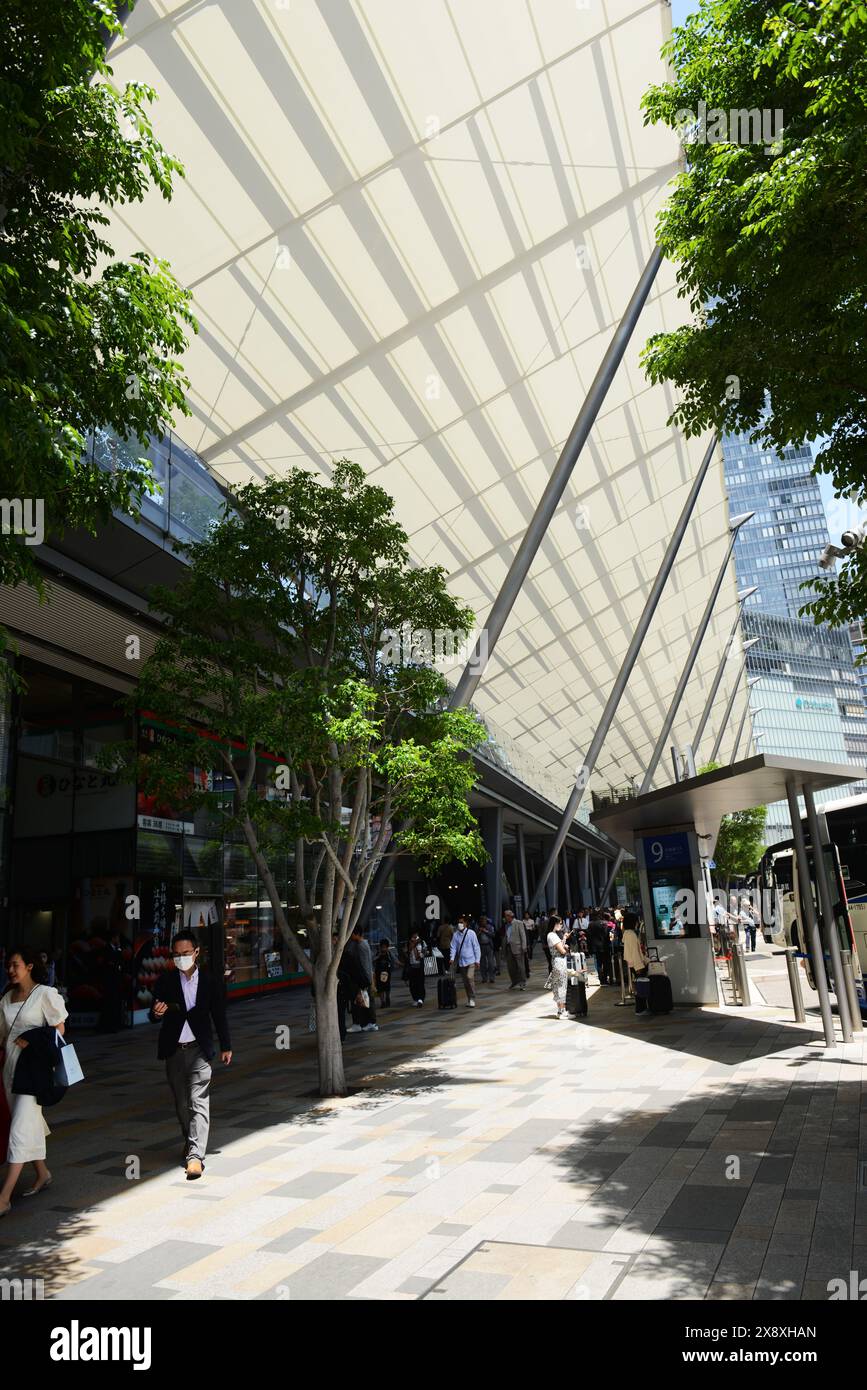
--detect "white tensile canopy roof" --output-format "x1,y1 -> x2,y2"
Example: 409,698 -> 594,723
107,0 -> 748,806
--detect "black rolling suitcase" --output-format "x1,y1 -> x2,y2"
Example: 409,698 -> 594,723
438,974 -> 457,1009
565,977 -> 587,1017
648,973 -> 673,1014
565,953 -> 588,1017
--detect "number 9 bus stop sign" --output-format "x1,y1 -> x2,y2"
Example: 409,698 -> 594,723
591,753 -> 867,1018
640,832 -> 691,871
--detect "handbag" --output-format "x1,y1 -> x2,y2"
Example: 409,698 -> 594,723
54,1035 -> 85,1087
544,971 -> 553,991
423,951 -> 439,977
647,946 -> 666,977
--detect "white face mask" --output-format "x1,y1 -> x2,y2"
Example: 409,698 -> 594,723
174,954 -> 197,972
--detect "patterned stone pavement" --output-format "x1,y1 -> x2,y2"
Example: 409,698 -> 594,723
2,961 -> 866,1301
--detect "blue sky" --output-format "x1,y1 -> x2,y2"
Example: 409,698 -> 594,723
665,0 -> 841,531
671,0 -> 699,23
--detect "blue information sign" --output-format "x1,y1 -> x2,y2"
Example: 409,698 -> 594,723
640,832 -> 691,870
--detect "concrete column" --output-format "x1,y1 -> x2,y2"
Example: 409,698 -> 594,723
479,807 -> 505,924
563,852 -> 574,912
516,823 -> 530,911
580,850 -> 592,903
590,858 -> 601,903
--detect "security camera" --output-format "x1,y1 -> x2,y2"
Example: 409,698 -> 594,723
842,529 -> 864,549
819,520 -> 867,570
819,543 -> 849,570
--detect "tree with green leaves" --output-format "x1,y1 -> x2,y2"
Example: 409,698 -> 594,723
123,461 -> 487,1097
713,804 -> 768,886
699,762 -> 767,889
0,1 -> 195,606
640,0 -> 867,628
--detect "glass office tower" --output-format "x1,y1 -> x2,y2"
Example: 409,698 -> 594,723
722,434 -> 867,844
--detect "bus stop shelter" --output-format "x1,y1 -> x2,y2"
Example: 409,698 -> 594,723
592,755 -> 867,1043
592,754 -> 866,860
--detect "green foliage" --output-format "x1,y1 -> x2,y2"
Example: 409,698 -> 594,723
0,0 -> 196,595
641,0 -> 867,625
121,462 -> 487,992
699,760 -> 767,879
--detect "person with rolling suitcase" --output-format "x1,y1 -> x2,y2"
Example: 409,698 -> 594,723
565,950 -> 588,1018
437,969 -> 458,1009
646,947 -> 673,1014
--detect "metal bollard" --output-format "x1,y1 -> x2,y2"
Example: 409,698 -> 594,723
614,952 -> 630,1007
775,948 -> 806,1024
724,947 -> 738,1005
731,942 -> 751,1007
841,951 -> 863,1035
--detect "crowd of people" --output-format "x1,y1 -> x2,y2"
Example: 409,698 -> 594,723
710,895 -> 762,954
0,904 -> 643,1206
332,903 -> 642,1028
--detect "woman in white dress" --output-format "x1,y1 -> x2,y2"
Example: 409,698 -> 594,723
546,915 -> 569,1018
0,947 -> 68,1214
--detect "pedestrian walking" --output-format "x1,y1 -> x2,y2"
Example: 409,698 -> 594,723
546,916 -> 569,1018
404,932 -> 427,1007
0,948 -> 69,1214
740,898 -> 759,953
374,940 -> 393,1007
477,915 -> 497,984
449,916 -> 481,1007
336,931 -> 369,1038
522,911 -> 536,959
150,931 -> 232,1181
503,910 -> 527,990
345,927 -> 378,1033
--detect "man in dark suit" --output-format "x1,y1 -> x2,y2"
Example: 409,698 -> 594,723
150,931 -> 232,1180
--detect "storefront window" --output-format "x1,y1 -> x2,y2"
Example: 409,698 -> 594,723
137,830 -> 182,878
183,836 -> 222,892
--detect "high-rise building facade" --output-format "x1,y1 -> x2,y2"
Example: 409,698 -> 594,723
722,434 -> 867,843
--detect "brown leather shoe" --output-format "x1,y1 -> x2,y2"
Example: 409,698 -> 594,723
185,1158 -> 203,1181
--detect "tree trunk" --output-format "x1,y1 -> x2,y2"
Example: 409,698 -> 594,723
314,970 -> 346,1098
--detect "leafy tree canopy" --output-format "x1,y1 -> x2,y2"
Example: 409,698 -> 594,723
0,0 -> 195,597
119,461 -> 487,1093
699,760 -> 768,880
641,0 -> 867,626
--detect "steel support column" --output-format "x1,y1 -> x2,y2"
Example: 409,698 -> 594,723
787,781 -> 836,1048
804,786 -> 853,1042
526,435 -> 719,912
599,517 -> 752,905
361,248 -> 664,927
450,246 -> 663,710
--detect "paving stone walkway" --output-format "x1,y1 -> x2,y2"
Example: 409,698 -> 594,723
2,962 -> 865,1301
